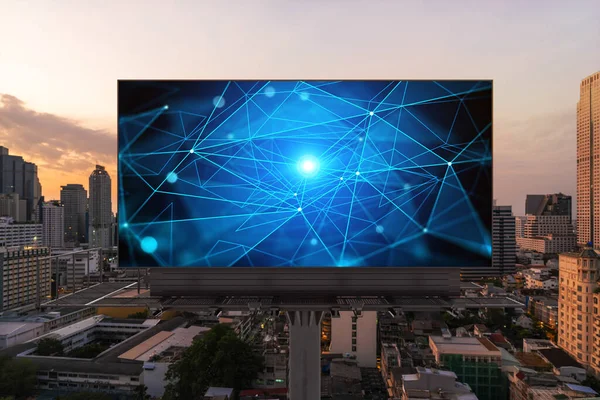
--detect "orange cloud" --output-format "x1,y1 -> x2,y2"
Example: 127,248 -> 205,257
0,94 -> 117,211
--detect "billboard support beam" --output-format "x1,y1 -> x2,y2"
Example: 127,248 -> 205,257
286,310 -> 324,400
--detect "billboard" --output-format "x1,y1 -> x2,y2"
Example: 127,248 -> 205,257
118,80 -> 492,273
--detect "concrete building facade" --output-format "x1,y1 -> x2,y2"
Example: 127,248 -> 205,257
577,71 -> 600,247
0,193 -> 27,222
61,184 -> 88,245
0,246 -> 51,311
0,217 -> 42,248
88,165 -> 112,249
41,201 -> 64,249
558,247 -> 599,368
330,311 -> 377,368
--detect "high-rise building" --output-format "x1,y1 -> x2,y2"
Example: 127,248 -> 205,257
515,216 -> 526,238
492,203 -> 516,276
0,246 -> 51,311
61,184 -> 87,245
526,193 -> 572,221
329,311 -> 377,367
517,206 -> 577,254
88,165 -> 112,249
41,201 -> 64,249
577,71 -> 600,247
558,245 -> 599,368
0,193 -> 27,222
0,146 -> 42,222
0,217 -> 42,248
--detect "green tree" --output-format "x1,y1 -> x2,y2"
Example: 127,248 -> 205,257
135,384 -> 151,400
128,310 -> 149,319
36,338 -> 64,356
0,356 -> 38,399
163,324 -> 263,400
67,343 -> 108,359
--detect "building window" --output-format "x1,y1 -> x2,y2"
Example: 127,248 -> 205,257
352,331 -> 357,338
352,339 -> 357,345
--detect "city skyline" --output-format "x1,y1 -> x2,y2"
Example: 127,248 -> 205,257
0,1 -> 599,215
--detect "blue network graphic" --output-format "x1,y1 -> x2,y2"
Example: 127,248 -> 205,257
118,80 -> 492,268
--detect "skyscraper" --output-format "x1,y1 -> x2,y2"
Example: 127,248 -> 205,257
89,165 -> 112,249
525,193 -> 572,221
577,71 -> 600,247
0,146 -> 42,222
41,201 -> 64,249
492,203 -> 516,276
61,184 -> 88,245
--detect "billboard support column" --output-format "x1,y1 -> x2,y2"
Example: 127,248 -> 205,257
286,310 -> 324,400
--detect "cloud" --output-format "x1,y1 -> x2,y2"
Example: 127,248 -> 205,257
0,94 -> 116,172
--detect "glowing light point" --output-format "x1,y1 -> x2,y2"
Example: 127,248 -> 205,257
447,162 -> 452,166
141,236 -> 158,254
227,133 -> 234,139
297,155 -> 320,177
376,225 -> 384,234
359,137 -> 364,142
340,177 -> 344,181
213,96 -> 226,108
163,105 -> 169,110
166,172 -> 178,183
264,86 -> 276,98
310,238 -> 318,246
369,111 -> 374,116
356,171 -> 360,176
297,207 -> 302,212
293,193 -> 298,197
122,223 -> 129,229
423,228 -> 428,233
299,92 -> 310,101
189,149 -> 195,154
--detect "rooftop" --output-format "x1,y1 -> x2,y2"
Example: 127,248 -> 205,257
538,348 -> 583,369
514,352 -> 552,369
430,336 -> 501,356
0,322 -> 43,336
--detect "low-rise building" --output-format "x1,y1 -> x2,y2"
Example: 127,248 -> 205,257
536,348 -> 586,382
401,367 -> 478,400
429,336 -> 506,400
522,339 -> 557,353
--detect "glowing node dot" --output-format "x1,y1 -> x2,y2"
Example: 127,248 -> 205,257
376,225 -> 384,234
190,149 -> 195,154
213,96 -> 226,108
227,133 -> 234,139
299,92 -> 310,101
297,207 -> 302,212
310,238 -> 318,246
359,137 -> 364,142
447,162 -> 452,166
264,86 -> 276,98
166,172 -> 178,183
293,193 -> 298,197
122,223 -> 129,229
302,160 -> 316,173
340,177 -> 344,181
369,111 -> 374,116
163,105 -> 169,110
423,228 -> 428,233
356,171 -> 360,176
404,183 -> 411,190
141,236 -> 158,254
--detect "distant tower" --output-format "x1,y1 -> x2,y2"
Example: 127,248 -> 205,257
61,184 -> 88,245
577,71 -> 600,247
41,200 -> 64,249
492,203 -> 516,276
0,146 -> 42,222
88,165 -> 112,249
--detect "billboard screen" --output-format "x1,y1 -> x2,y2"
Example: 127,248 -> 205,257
118,80 -> 492,269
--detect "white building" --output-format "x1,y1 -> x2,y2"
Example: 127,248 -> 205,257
0,322 -> 44,349
402,367 -> 477,400
0,217 -> 42,248
52,248 -> 100,288
0,246 -> 51,311
41,201 -> 64,249
330,311 -> 377,367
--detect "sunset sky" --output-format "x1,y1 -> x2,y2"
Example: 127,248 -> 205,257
1,0 -> 599,215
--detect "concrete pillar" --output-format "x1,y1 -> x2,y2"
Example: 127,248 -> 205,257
286,310 -> 323,400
